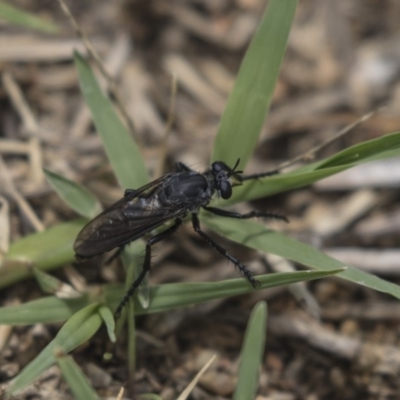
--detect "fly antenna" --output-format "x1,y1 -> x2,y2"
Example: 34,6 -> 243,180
231,158 -> 243,174
230,158 -> 243,181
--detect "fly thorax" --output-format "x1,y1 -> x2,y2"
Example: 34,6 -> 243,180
159,172 -> 212,206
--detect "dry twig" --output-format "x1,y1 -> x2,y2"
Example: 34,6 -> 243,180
275,107 -> 384,173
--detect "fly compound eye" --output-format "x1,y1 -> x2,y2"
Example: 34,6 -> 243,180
212,162 -> 224,172
220,180 -> 232,199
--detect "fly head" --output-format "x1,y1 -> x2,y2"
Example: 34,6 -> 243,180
211,159 -> 243,200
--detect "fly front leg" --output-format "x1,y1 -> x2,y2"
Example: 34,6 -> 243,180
203,206 -> 288,223
114,218 -> 183,318
241,169 -> 279,181
191,213 -> 258,287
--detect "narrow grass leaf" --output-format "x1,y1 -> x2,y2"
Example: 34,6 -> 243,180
234,302 -> 267,400
44,169 -> 101,218
98,305 -> 116,343
1,220 -> 85,289
227,131 -> 400,204
315,131 -> 400,169
32,267 -> 81,298
122,240 -> 149,308
32,267 -> 64,295
74,52 -> 149,189
0,270 -> 341,325
0,295 -> 89,325
0,1 -> 59,33
202,214 -> 400,300
57,354 -> 100,400
9,304 -> 102,394
212,0 -> 296,168
130,269 -> 342,315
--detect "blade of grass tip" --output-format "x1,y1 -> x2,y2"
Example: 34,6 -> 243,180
74,52 -> 149,190
315,130 -> 400,169
98,305 -> 116,343
32,267 -> 66,295
32,267 -> 81,298
44,169 -> 101,219
57,354 -> 100,400
0,1 -> 59,33
233,302 -> 267,400
269,108 -> 381,174
203,214 -> 400,302
0,295 -> 90,325
9,304 -> 102,394
1,220 -> 85,289
177,355 -> 216,400
212,0 -> 297,168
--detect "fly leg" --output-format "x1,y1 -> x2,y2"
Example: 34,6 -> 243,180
191,213 -> 258,287
203,206 -> 288,223
241,170 -> 279,181
115,218 -> 183,318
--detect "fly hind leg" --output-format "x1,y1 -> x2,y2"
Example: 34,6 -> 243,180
114,218 -> 183,318
191,213 -> 258,287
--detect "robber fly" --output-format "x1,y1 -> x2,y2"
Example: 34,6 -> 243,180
74,160 -> 287,317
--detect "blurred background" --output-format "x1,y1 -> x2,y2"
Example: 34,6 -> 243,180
1,0 -> 400,399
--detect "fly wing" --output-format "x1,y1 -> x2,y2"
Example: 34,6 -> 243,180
92,175 -> 169,216
74,176 -> 177,257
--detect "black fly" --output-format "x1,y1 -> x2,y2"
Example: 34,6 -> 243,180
73,160 -> 287,317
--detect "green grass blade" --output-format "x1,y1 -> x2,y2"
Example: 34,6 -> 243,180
0,269 -> 341,325
315,131 -> 400,169
57,355 -> 100,400
234,302 -> 267,400
0,296 -> 89,325
227,131 -> 400,204
74,52 -> 149,189
130,269 -> 341,315
44,169 -> 101,219
212,0 -> 297,168
202,213 -> 400,300
1,220 -> 85,289
33,267 -> 64,294
138,395 -> 163,400
0,1 -> 59,33
9,304 -> 102,394
98,305 -> 116,343
121,240 -> 149,308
